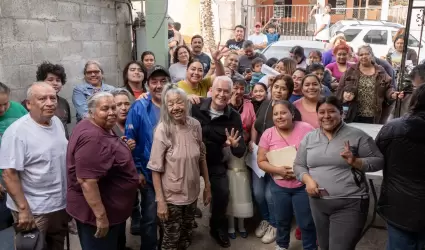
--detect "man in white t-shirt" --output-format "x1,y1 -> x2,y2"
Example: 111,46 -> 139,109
0,82 -> 68,250
310,3 -> 331,42
248,22 -> 268,52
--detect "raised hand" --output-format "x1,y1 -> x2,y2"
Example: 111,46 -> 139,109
340,141 -> 355,165
225,128 -> 241,148
210,42 -> 229,61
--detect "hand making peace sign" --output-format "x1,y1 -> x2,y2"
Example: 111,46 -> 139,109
340,141 -> 356,165
210,42 -> 229,62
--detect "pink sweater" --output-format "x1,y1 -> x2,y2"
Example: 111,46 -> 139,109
293,98 -> 319,128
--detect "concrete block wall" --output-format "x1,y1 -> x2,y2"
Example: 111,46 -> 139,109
0,0 -> 132,125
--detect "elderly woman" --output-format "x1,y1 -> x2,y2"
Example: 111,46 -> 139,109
337,45 -> 396,124
249,74 -> 295,244
258,100 -> 316,250
148,84 -> 211,250
226,79 -> 256,239
177,44 -> 227,103
67,92 -> 139,249
141,51 -> 156,70
169,45 -> 193,83
72,60 -> 115,122
293,74 -> 322,128
122,61 -> 147,99
294,96 -> 384,250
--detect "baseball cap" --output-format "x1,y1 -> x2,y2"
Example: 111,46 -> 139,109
147,65 -> 171,80
255,22 -> 262,27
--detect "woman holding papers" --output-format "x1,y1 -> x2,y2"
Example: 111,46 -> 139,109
257,100 -> 317,250
249,74 -> 297,244
294,96 -> 384,250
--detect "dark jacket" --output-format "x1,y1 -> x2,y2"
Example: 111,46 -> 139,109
336,63 -> 393,124
375,112 -> 425,232
386,48 -> 418,66
342,101 -> 358,123
375,57 -> 396,89
238,53 -> 267,75
191,98 -> 246,174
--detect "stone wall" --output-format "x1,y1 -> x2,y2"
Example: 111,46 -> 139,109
0,0 -> 132,124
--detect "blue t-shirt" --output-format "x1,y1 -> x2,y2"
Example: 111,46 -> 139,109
289,94 -> 303,103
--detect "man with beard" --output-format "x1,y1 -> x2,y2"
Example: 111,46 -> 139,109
191,35 -> 211,76
125,65 -> 170,250
237,40 -> 267,77
0,82 -> 68,250
225,25 -> 246,53
191,76 -> 246,248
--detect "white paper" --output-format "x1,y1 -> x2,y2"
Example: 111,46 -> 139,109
266,146 -> 297,180
261,64 -> 280,76
245,143 -> 265,178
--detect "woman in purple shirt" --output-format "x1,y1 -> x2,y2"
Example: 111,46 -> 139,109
257,100 -> 317,250
66,92 -> 139,250
326,42 -> 353,84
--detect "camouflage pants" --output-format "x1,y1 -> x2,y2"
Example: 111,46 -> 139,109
161,200 -> 197,250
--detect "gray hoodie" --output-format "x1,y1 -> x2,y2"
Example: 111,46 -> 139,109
294,123 -> 384,199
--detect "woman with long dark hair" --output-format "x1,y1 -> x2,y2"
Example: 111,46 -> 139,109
141,51 -> 155,70
122,61 -> 147,99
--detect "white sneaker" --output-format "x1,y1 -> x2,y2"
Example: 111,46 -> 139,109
261,225 -> 277,244
255,220 -> 270,238
275,246 -> 288,250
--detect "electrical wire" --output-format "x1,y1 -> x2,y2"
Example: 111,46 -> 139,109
152,0 -> 169,39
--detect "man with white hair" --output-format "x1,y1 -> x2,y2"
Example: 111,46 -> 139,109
0,82 -> 68,250
191,76 -> 246,248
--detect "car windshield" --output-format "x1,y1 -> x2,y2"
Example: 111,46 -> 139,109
262,45 -> 325,60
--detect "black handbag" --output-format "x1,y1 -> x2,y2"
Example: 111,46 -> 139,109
15,227 -> 47,250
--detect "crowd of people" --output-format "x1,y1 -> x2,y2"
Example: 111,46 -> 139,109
0,19 -> 424,250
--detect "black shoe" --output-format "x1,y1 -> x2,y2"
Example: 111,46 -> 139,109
209,230 -> 230,248
130,219 -> 141,235
194,207 -> 202,218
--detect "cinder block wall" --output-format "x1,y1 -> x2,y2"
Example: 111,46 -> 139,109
0,0 -> 132,125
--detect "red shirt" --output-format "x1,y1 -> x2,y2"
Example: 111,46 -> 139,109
66,120 -> 139,226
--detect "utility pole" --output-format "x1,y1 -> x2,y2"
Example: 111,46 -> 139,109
145,0 -> 168,67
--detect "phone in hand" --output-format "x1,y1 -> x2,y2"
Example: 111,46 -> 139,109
318,188 -> 329,197
245,68 -> 252,74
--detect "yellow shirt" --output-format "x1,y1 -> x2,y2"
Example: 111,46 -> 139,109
177,77 -> 212,97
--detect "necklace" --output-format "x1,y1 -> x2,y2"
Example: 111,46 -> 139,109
275,127 -> 291,146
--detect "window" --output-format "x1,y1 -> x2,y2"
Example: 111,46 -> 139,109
391,31 -> 421,47
343,29 -> 361,42
363,30 -> 388,45
273,0 -> 292,18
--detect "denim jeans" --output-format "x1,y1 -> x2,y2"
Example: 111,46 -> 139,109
251,173 -> 276,227
76,221 -> 123,250
270,181 -> 317,250
139,183 -> 157,250
387,223 -> 425,250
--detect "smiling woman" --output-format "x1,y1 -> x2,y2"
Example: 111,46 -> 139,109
293,74 -> 322,128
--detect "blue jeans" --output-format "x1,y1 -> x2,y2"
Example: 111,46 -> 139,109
76,221 -> 123,250
270,181 -> 317,250
139,183 -> 157,250
251,173 -> 276,227
387,223 -> 425,250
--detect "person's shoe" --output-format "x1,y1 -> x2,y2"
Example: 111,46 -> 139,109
194,207 -> 202,218
210,230 -> 231,248
130,219 -> 141,235
275,246 -> 288,250
239,231 -> 248,238
295,226 -> 301,240
255,220 -> 270,238
261,225 -> 277,244
228,232 -> 237,239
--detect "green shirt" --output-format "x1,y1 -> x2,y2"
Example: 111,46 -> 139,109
0,101 -> 27,175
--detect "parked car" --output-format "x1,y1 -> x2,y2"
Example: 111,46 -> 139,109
261,40 -> 327,59
331,20 -> 425,63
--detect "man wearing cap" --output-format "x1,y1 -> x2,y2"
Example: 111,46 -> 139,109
248,22 -> 268,52
125,65 -> 170,250
0,82 -> 68,250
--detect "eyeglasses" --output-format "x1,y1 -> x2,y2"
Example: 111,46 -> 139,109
85,70 -> 101,75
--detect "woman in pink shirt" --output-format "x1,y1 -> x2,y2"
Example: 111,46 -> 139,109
325,42 -> 352,84
148,84 -> 212,249
293,74 -> 322,128
257,100 -> 317,250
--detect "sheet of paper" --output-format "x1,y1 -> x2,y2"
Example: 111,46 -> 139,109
266,146 -> 297,180
245,143 -> 265,178
261,64 -> 280,76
